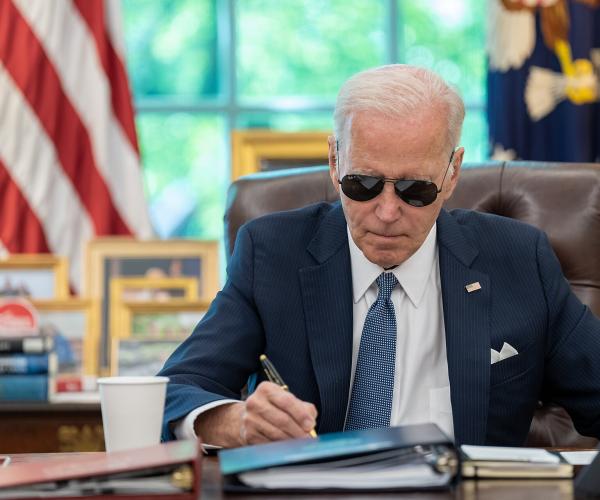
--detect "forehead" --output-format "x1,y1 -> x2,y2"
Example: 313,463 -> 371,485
345,109 -> 450,178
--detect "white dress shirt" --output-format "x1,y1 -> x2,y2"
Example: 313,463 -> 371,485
347,223 -> 454,438
175,223 -> 454,440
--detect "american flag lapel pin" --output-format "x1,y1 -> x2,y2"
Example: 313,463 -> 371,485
465,282 -> 482,293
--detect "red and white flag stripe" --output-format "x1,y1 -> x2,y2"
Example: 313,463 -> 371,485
0,0 -> 153,291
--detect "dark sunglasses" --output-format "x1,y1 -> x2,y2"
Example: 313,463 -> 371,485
338,151 -> 455,207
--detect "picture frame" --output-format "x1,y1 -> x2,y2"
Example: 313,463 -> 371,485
111,300 -> 210,376
109,277 -> 200,343
111,338 -> 184,377
231,130 -> 330,180
31,299 -> 95,375
114,299 -> 210,340
84,238 -> 219,373
0,255 -> 69,300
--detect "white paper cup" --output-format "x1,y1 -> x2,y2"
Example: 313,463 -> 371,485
98,376 -> 169,453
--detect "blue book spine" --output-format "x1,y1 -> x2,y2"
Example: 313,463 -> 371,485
0,374 -> 48,401
0,354 -> 50,374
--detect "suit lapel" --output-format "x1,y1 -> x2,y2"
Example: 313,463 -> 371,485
299,204 -> 353,434
437,210 -> 490,445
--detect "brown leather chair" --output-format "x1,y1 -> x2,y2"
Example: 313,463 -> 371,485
224,161 -> 600,447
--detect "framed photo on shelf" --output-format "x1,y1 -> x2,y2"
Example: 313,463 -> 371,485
111,299 -> 209,376
84,238 -> 219,373
113,299 -> 209,340
111,338 -> 183,377
109,277 -> 200,342
32,299 -> 95,375
0,255 -> 69,300
231,130 -> 330,180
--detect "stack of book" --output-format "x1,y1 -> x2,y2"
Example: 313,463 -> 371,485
0,336 -> 56,402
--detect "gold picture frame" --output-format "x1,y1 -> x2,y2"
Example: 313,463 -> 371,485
231,130 -> 330,180
109,277 -> 199,344
0,254 -> 69,300
84,237 -> 219,374
31,299 -> 95,375
110,300 -> 210,376
114,299 -> 210,340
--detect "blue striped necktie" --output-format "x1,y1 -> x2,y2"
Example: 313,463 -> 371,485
345,272 -> 398,431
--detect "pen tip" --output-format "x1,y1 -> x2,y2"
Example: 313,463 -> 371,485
259,354 -> 267,361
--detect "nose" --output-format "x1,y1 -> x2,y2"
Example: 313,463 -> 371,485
374,181 -> 402,222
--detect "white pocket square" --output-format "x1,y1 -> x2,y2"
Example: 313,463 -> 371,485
490,342 -> 518,365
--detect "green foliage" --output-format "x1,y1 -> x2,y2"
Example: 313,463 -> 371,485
236,112 -> 332,131
135,113 -> 227,239
122,0 -> 218,97
237,0 -> 386,100
401,0 -> 486,103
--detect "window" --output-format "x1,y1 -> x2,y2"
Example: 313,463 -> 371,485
122,0 -> 486,241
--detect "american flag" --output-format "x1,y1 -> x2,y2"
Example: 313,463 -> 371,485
0,0 -> 153,291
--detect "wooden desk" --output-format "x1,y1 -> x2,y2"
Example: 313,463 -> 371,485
0,402 -> 104,453
10,453 -> 577,500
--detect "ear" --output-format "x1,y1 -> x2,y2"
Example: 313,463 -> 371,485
441,147 -> 464,202
328,135 -> 341,194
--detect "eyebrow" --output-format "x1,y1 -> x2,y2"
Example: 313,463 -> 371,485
348,170 -> 433,181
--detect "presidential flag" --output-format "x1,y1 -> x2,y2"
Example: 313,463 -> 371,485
0,0 -> 153,290
487,0 -> 600,161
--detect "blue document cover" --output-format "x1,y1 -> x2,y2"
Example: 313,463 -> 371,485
219,423 -> 458,492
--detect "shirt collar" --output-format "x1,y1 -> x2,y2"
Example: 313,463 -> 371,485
348,223 -> 438,308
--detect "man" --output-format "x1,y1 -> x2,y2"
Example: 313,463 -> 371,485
159,65 -> 600,447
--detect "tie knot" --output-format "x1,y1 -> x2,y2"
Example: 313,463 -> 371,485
376,272 -> 398,301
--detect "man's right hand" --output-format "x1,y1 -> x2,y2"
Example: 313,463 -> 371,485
194,381 -> 318,447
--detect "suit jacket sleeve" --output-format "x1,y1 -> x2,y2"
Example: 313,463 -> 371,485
158,225 -> 265,441
538,231 -> 600,437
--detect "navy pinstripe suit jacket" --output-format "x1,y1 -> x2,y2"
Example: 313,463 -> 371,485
159,202 -> 600,445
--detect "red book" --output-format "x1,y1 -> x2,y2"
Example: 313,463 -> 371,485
56,374 -> 83,392
0,439 -> 202,499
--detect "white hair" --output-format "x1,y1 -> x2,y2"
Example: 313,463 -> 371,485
333,64 -> 465,165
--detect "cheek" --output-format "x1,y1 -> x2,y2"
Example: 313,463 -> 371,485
341,199 -> 368,231
409,205 -> 443,237
407,209 -> 432,229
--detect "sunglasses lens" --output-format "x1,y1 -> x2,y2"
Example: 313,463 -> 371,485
394,180 -> 438,207
340,175 -> 383,201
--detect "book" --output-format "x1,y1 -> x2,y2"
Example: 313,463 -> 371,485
0,374 -> 52,401
0,352 -> 56,374
460,445 -> 573,479
56,374 -> 83,392
219,423 -> 459,492
0,439 -> 202,499
0,336 -> 53,354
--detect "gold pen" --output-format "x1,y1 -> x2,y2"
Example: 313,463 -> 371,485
259,354 -> 317,438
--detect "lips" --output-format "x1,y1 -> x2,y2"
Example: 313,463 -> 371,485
370,232 -> 402,239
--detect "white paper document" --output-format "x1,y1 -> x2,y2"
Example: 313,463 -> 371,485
560,450 -> 598,465
238,449 -> 451,490
461,445 -> 560,463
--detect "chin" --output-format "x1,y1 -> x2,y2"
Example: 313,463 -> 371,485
364,250 -> 403,268
364,240 -> 420,266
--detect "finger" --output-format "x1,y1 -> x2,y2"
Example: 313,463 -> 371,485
245,414 -> 293,443
246,391 -> 308,438
243,426 -> 272,445
266,389 -> 317,432
243,407 -> 293,443
253,382 -> 317,433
